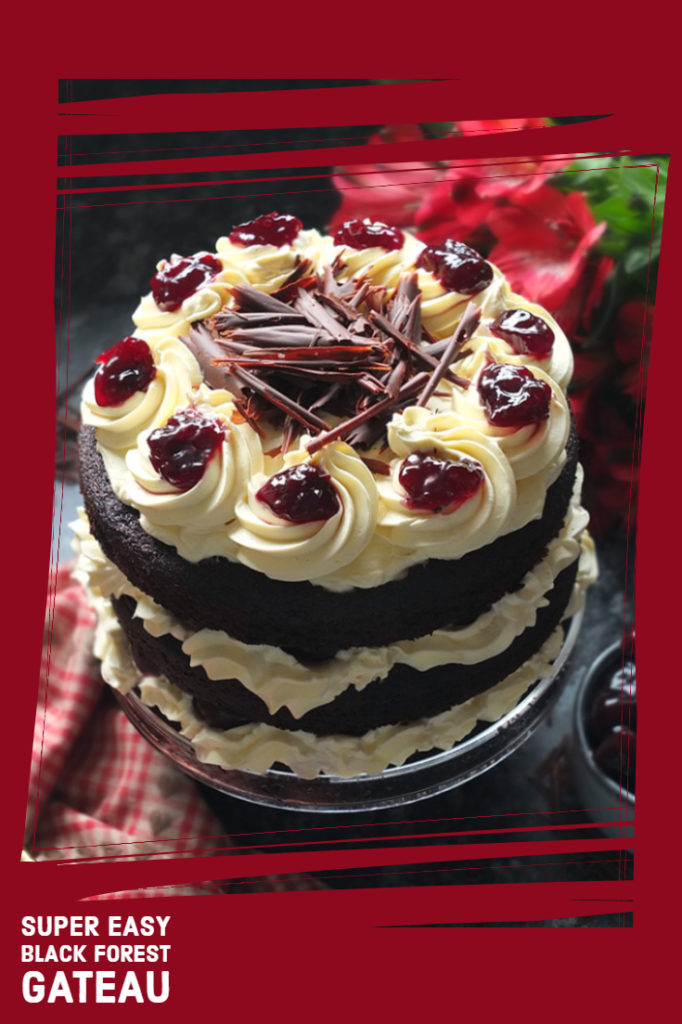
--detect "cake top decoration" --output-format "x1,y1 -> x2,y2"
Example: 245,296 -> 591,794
184,270 -> 479,457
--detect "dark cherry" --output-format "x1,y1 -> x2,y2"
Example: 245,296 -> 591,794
587,691 -> 637,742
478,363 -> 551,428
583,643 -> 637,793
490,308 -> 555,360
147,408 -> 225,491
333,218 -> 404,251
94,336 -> 156,408
151,252 -> 222,312
608,662 -> 636,698
398,451 -> 484,512
593,727 -> 636,791
256,462 -> 340,524
416,238 -> 493,294
228,212 -> 303,247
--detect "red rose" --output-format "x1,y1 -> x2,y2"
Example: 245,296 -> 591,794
330,125 -> 440,231
455,118 -> 549,137
487,186 -> 607,312
551,252 -> 614,339
613,300 -> 654,398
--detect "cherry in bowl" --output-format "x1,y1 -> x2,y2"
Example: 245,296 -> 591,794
580,635 -> 636,797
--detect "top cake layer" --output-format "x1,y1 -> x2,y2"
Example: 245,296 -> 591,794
80,214 -> 575,593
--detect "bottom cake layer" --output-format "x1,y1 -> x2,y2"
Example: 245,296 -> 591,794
113,556 -> 579,736
92,598 -> 570,778
72,473 -> 596,778
81,562 -> 592,779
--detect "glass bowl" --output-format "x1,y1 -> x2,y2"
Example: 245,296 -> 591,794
571,637 -> 635,838
116,611 -> 583,813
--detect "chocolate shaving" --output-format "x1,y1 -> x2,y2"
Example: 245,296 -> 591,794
231,284 -> 297,315
293,288 -> 357,343
416,303 -> 480,407
181,270 -> 480,453
184,324 -> 242,391
230,365 -> 327,434
306,373 -> 430,455
361,456 -> 391,476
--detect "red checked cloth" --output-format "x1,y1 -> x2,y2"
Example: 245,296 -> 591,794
25,563 -> 224,865
25,563 -> 321,893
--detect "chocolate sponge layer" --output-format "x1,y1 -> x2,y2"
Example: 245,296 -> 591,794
112,558 -> 577,738
80,425 -> 578,660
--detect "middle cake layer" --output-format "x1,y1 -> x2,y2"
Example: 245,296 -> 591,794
73,481 -> 594,739
78,423 -> 580,659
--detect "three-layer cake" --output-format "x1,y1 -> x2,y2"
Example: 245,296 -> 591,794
74,212 -> 596,779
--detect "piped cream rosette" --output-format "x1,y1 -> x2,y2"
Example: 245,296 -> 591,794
81,334 -> 203,452
216,240 -> 300,290
228,441 -> 379,583
326,231 -> 424,289
443,368 -> 571,483
328,235 -> 500,342
459,279 -> 574,392
132,252 -> 251,340
216,227 -> 346,296
378,407 -> 516,558
120,386 -> 264,559
416,266 -> 486,339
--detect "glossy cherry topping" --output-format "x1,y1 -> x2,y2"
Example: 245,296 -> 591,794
151,252 -> 222,312
478,363 -> 551,428
416,239 -> 493,294
256,462 -> 340,524
94,336 -> 156,408
398,451 -> 484,512
147,408 -> 225,491
333,218 -> 404,251
228,212 -> 303,247
490,308 -> 555,359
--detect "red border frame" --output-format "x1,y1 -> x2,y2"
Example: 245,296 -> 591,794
5,56 -> 679,1017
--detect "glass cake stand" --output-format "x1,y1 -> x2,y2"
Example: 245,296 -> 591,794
116,611 -> 583,813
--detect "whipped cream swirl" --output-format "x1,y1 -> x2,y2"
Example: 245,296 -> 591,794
131,255 -> 251,340
445,367 -> 570,482
228,441 -> 378,582
379,407 -> 516,557
215,229 -> 321,294
458,282 -> 574,392
81,334 -> 202,451
326,232 -> 423,288
121,386 -> 264,557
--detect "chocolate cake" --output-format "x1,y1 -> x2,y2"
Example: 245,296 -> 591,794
74,212 -> 597,779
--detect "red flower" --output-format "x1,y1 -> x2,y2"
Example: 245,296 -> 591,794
487,186 -> 608,313
330,125 -> 441,231
455,118 -> 549,137
613,300 -> 654,398
413,175 -> 498,244
332,122 -> 574,246
571,386 -> 640,536
414,131 -> 573,247
570,350 -> 613,395
551,251 -> 614,339
451,121 -> 573,195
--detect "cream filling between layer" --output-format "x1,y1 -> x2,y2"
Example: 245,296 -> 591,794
72,471 -> 596,720
88,599 -> 575,779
